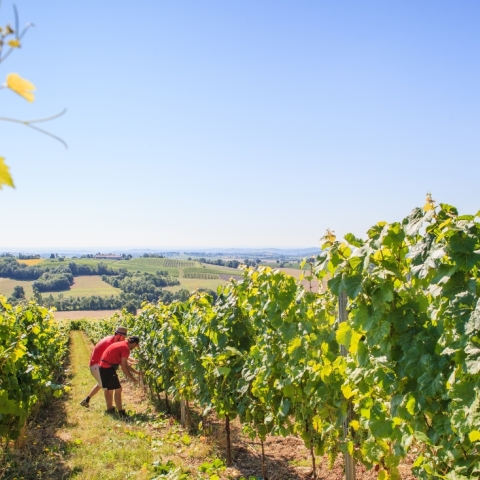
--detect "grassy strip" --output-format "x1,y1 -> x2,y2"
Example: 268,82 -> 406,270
57,331 -> 154,478
62,331 -> 223,479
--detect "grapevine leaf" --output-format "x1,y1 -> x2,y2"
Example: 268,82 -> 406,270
344,274 -> 363,299
413,431 -> 431,445
404,208 -> 424,236
287,337 -> 302,355
369,419 -> 394,438
469,430 -> 480,442
0,157 -> 15,189
439,203 -> 459,216
464,343 -> 480,374
341,384 -> 354,399
449,233 -> 477,253
449,250 -> 480,271
350,420 -> 360,431
406,395 -> 417,416
466,300 -> 480,335
336,323 -> 351,349
328,274 -> 343,296
344,233 -> 364,247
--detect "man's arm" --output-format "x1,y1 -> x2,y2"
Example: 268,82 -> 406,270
120,357 -> 138,383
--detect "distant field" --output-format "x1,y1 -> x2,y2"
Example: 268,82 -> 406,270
47,276 -> 121,298
53,310 -> 119,320
0,278 -> 34,297
113,258 -> 180,276
1,258 -> 244,307
38,258 -> 106,269
279,267 -> 324,293
18,259 -> 45,266
164,277 -> 227,293
196,264 -> 242,276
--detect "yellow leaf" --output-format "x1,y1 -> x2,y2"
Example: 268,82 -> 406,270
6,73 -> 36,102
8,38 -> 20,48
350,420 -> 360,431
378,470 -> 389,480
341,384 -> 354,399
361,408 -> 371,419
0,157 -> 14,189
320,363 -> 332,381
469,430 -> 480,442
423,192 -> 435,211
347,440 -> 354,455
312,415 -> 323,432
349,330 -> 362,354
287,337 -> 302,355
413,454 -> 424,467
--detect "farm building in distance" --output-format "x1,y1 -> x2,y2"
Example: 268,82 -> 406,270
94,254 -> 123,260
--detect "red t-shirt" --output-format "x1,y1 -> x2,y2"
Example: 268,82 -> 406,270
89,335 -> 116,367
99,341 -> 130,368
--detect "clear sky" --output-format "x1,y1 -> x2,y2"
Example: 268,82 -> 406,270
1,0 -> 479,250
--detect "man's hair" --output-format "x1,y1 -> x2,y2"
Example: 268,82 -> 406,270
127,336 -> 140,345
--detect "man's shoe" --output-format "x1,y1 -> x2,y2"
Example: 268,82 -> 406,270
105,407 -> 116,415
80,398 -> 90,408
118,409 -> 129,419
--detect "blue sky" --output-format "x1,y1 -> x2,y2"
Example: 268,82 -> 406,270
1,1 -> 479,250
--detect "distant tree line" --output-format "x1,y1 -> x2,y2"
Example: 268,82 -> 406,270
38,287 -> 214,313
142,253 -> 165,258
196,258 -> 241,269
103,271 -> 179,303
32,271 -> 74,292
1,257 -> 217,312
18,253 -> 41,260
0,258 -> 119,283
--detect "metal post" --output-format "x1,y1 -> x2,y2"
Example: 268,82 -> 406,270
339,290 -> 356,480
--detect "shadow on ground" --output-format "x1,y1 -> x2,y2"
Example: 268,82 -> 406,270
0,364 -> 77,479
148,391 -> 314,480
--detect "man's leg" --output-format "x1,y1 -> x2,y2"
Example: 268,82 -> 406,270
114,387 -> 123,411
105,389 -> 114,409
81,365 -> 103,407
87,384 -> 102,398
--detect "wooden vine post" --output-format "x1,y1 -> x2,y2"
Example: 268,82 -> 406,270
180,398 -> 187,426
225,414 -> 232,466
339,290 -> 356,480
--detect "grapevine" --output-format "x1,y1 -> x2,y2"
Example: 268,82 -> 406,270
80,200 -> 480,480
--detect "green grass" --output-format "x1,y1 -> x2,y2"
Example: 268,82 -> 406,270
47,276 -> 121,298
52,331 -> 215,478
0,278 -> 35,297
113,258 -> 180,276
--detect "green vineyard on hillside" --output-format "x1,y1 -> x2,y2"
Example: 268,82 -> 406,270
182,272 -> 219,279
77,201 -> 480,480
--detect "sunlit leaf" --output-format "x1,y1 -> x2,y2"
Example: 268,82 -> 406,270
6,72 -> 36,102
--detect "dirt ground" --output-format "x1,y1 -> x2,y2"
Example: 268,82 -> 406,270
126,386 -> 416,480
208,417 -> 415,480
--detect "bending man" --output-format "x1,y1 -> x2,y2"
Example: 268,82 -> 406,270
99,335 -> 143,418
80,326 -> 128,408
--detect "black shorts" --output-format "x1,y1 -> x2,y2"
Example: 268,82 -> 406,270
99,366 -> 121,390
